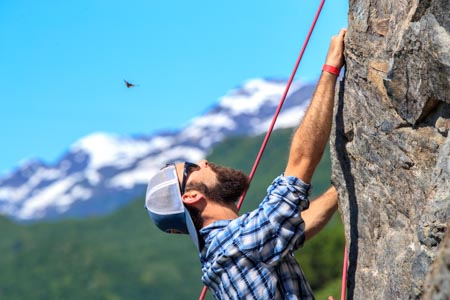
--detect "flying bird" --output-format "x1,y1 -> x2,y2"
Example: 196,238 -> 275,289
124,79 -> 138,88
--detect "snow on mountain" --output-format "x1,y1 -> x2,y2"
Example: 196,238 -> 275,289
220,78 -> 298,115
0,78 -> 316,222
73,133 -> 155,170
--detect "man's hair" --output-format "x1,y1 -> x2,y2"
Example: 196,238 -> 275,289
184,162 -> 249,229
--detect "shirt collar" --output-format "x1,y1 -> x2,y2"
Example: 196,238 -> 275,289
199,219 -> 232,236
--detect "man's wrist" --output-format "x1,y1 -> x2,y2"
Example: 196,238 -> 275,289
322,64 -> 341,76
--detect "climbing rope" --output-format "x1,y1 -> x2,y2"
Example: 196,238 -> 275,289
340,246 -> 348,300
198,1 -> 349,299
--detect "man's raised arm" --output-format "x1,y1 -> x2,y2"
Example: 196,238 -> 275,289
285,29 -> 346,183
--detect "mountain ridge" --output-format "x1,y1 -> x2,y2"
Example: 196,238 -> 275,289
0,78 -> 317,222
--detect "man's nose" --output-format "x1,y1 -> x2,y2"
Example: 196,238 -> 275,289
197,160 -> 208,168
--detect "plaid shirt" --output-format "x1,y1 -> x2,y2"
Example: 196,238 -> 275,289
199,175 -> 314,300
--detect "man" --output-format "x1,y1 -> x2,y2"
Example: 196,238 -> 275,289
145,28 -> 346,299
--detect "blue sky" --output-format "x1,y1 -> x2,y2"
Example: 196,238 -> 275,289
0,0 -> 348,175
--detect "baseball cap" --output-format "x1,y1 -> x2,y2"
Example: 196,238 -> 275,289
145,164 -> 201,251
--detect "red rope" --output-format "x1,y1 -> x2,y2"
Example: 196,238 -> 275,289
198,1 -> 326,299
340,246 -> 348,300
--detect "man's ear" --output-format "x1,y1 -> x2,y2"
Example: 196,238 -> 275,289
182,190 -> 203,205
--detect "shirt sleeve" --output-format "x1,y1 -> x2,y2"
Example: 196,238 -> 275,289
236,175 -> 310,265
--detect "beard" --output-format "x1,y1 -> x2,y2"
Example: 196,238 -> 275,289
185,163 -> 249,230
186,162 -> 249,205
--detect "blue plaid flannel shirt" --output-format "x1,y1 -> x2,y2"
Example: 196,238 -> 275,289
199,175 -> 314,300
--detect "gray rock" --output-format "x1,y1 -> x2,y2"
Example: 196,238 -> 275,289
330,0 -> 449,299
422,229 -> 450,300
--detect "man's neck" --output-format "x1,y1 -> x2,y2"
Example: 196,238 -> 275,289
201,201 -> 239,228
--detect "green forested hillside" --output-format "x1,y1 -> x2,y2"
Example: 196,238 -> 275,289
0,128 -> 344,300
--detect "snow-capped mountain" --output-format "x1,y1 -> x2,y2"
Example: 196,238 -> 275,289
0,78 -> 316,222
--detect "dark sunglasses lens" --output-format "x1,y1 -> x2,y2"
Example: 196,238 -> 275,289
185,162 -> 199,172
180,162 -> 199,194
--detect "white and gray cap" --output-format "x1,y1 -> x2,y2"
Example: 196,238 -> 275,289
145,164 -> 201,250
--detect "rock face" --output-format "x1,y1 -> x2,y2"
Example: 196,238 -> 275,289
330,0 -> 449,299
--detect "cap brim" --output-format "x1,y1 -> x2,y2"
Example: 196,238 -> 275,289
184,206 -> 201,251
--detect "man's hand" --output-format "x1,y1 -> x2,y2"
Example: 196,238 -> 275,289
325,28 -> 346,69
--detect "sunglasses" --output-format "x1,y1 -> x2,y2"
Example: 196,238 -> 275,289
180,162 -> 199,195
